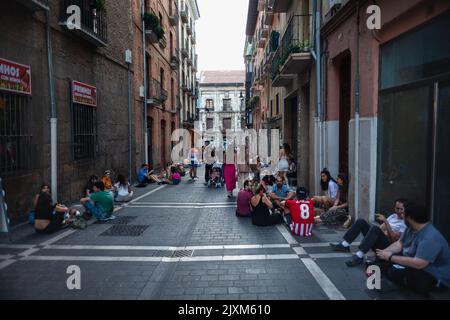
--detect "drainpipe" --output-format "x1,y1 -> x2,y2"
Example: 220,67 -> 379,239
142,0 -> 149,164
355,1 -> 361,219
46,11 -> 57,204
126,60 -> 133,182
312,0 -> 322,195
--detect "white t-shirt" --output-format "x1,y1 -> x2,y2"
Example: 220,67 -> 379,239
327,180 -> 339,201
387,213 -> 407,234
114,182 -> 130,196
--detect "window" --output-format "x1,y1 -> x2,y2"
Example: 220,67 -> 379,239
0,92 -> 33,176
223,118 -> 231,130
206,118 -> 213,130
223,99 -> 231,111
206,99 -> 214,110
72,103 -> 97,161
276,94 -> 279,115
160,68 -> 165,89
270,100 -> 273,118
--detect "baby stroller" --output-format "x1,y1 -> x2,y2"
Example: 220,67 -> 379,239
207,162 -> 224,188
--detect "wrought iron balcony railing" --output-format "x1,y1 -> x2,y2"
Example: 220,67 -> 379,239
271,14 -> 312,80
15,0 -> 49,11
59,0 -> 108,47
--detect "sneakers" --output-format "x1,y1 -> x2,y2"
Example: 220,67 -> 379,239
346,255 -> 364,267
329,242 -> 351,253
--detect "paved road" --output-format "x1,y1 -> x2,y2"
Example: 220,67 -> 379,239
0,168 -> 448,300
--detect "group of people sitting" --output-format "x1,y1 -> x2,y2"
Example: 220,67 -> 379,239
30,170 -> 135,234
137,163 -> 184,186
235,167 -> 450,295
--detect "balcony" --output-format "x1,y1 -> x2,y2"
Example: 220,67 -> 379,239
147,79 -> 166,106
187,54 -> 193,66
14,0 -> 49,11
169,1 -> 179,26
58,0 -> 107,47
269,0 -> 292,12
271,14 -> 312,87
181,81 -> 189,92
257,0 -> 266,11
184,112 -> 195,126
264,10 -> 274,26
181,40 -> 189,59
171,49 -> 180,70
180,1 -> 188,24
192,54 -> 198,72
186,21 -> 193,35
191,33 -> 196,45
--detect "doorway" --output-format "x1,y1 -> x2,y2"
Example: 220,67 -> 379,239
161,120 -> 166,166
147,117 -> 153,165
338,54 -> 351,175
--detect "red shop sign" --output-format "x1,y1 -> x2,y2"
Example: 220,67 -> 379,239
0,58 -> 32,96
72,80 -> 97,107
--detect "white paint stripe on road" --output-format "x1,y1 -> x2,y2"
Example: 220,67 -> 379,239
17,248 -> 41,257
133,202 -> 234,205
127,205 -> 237,209
20,254 -> 301,263
124,185 -> 167,205
301,242 -> 361,248
0,244 -> 35,249
309,253 -> 352,259
292,246 -> 308,256
39,230 -> 77,247
0,255 -> 14,260
43,243 -> 291,251
0,259 -> 17,270
301,258 -> 346,300
276,224 -> 298,245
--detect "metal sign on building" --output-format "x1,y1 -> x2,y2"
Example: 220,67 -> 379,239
0,58 -> 32,96
72,80 -> 97,107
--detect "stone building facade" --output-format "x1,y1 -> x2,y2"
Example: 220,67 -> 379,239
0,0 -> 135,222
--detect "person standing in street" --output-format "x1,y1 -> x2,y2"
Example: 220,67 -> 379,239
188,147 -> 199,181
224,146 -> 237,198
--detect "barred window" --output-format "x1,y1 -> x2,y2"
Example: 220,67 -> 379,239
72,103 -> 97,160
0,92 -> 33,177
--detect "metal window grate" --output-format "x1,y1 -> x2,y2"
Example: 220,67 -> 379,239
0,92 -> 33,177
172,250 -> 193,257
72,103 -> 97,160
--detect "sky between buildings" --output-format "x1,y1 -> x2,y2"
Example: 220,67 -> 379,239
196,0 -> 248,73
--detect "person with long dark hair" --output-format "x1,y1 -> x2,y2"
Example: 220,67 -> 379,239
84,175 -> 98,197
312,168 -> 339,211
114,174 -> 133,202
316,173 -> 349,226
34,192 -> 70,234
250,184 -> 283,226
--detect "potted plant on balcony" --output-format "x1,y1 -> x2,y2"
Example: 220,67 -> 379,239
302,39 -> 310,52
91,0 -> 106,12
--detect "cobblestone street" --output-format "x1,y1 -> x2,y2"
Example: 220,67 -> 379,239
1,168 -> 449,300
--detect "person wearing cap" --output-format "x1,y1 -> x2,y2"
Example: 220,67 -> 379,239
281,187 -> 315,237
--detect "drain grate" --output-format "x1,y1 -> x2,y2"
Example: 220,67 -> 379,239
100,225 -> 149,237
152,250 -> 175,257
95,216 -> 137,225
172,250 -> 194,257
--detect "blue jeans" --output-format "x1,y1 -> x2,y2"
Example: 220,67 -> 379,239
83,201 -> 110,220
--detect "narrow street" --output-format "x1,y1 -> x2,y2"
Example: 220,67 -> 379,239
1,167 -> 447,300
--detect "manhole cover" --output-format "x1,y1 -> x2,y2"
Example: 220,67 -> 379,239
95,216 -> 137,225
100,225 -> 149,237
172,250 -> 193,257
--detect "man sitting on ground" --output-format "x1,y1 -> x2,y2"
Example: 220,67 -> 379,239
80,181 -> 114,221
330,198 -> 408,267
269,176 -> 295,210
376,202 -> 450,294
281,187 -> 315,237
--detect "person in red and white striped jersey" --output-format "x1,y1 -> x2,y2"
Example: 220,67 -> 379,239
281,187 -> 315,237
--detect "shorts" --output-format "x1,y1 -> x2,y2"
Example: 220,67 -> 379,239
191,161 -> 198,168
172,179 -> 181,185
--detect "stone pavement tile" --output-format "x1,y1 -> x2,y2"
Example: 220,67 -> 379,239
208,280 -> 235,287
204,287 -> 228,295
228,287 -> 246,294
215,294 -> 241,300
239,294 -> 258,300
